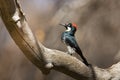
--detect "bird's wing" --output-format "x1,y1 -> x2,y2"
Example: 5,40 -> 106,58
65,36 -> 79,49
65,36 -> 89,66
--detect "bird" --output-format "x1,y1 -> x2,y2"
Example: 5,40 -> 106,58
60,23 -> 89,66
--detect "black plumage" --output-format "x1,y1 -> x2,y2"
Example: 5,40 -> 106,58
60,23 -> 89,66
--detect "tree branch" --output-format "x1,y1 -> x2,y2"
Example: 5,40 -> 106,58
0,0 -> 120,80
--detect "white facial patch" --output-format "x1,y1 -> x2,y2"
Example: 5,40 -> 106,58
66,27 -> 71,31
67,46 -> 75,55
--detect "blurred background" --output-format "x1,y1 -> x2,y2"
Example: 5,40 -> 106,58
0,0 -> 120,80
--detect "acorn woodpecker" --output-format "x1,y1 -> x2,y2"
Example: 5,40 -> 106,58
60,23 -> 89,66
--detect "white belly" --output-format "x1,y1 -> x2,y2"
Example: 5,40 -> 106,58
67,46 -> 75,55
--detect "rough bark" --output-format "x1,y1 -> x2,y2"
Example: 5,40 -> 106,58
0,0 -> 120,80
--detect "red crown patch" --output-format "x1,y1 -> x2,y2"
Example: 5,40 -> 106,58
72,23 -> 78,29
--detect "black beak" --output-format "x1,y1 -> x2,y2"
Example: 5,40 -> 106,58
59,23 -> 67,28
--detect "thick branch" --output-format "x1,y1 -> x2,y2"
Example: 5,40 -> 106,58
0,0 -> 120,80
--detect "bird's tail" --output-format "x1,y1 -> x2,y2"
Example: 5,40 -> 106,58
76,47 -> 89,66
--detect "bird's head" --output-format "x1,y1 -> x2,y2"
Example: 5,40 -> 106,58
60,23 -> 78,32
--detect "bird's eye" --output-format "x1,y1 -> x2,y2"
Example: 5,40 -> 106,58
68,25 -> 70,27
67,23 -> 71,27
